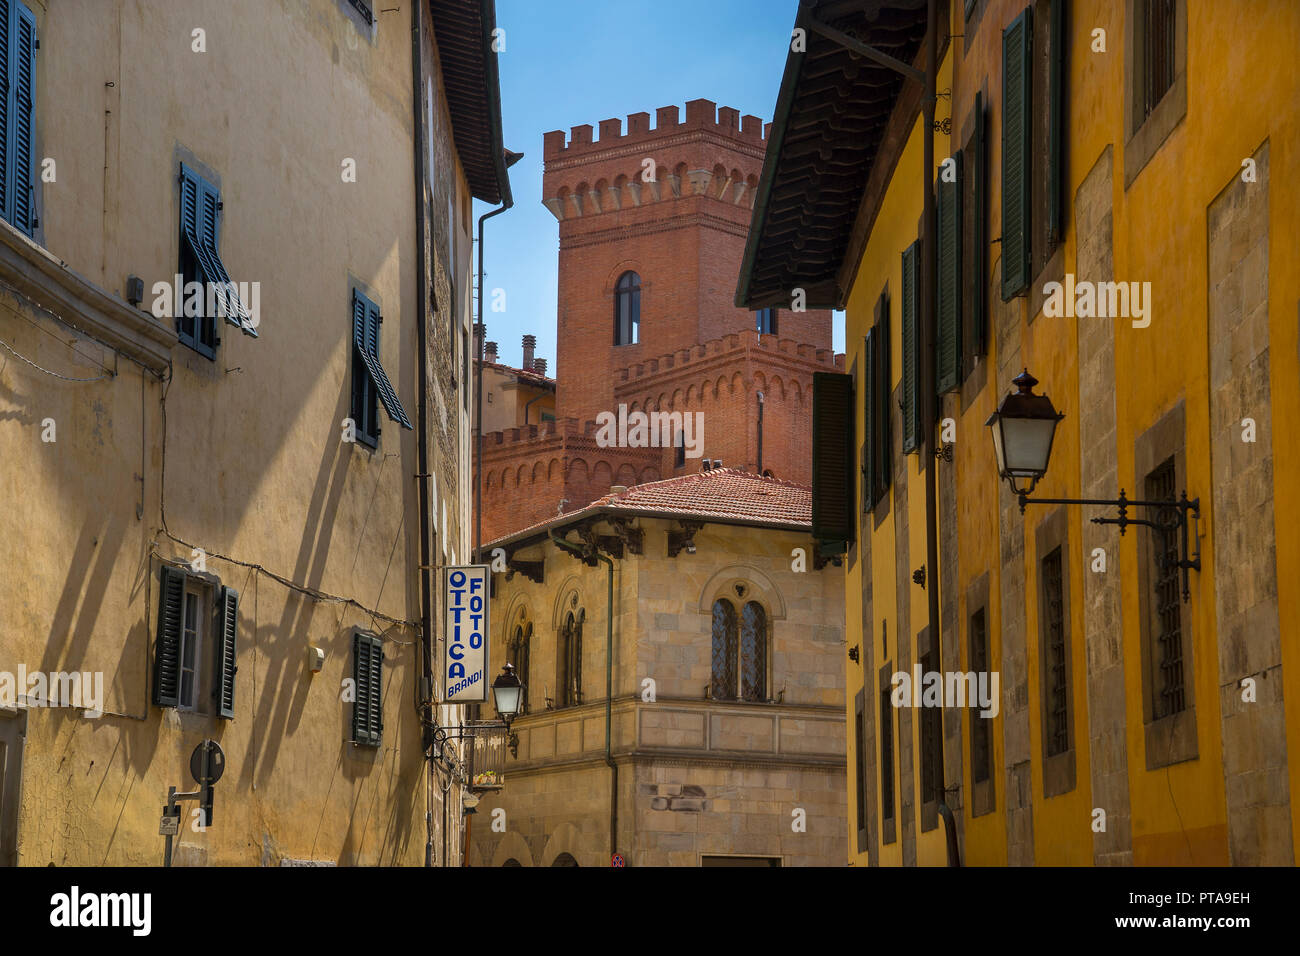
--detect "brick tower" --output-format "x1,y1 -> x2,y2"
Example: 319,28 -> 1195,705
479,99 -> 841,544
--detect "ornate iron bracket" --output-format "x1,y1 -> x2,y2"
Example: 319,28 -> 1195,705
430,719 -> 519,762
1018,489 -> 1202,601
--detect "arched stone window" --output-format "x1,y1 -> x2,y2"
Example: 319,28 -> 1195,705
509,618 -> 533,715
552,852 -> 579,867
559,607 -> 584,707
614,271 -> 640,345
711,596 -> 769,702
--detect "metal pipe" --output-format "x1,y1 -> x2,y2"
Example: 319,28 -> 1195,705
475,202 -> 511,560
756,390 -> 765,474
549,530 -> 618,860
410,0 -> 435,869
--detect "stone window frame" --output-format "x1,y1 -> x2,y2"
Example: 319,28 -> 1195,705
918,625 -> 944,833
878,661 -> 897,845
1134,399 -> 1199,769
1122,0 -> 1188,189
854,688 -> 869,853
965,572 -> 996,817
1035,504 -> 1076,797
708,591 -> 772,704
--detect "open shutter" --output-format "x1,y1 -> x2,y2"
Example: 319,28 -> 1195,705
153,566 -> 185,707
9,1 -> 33,237
0,0 -> 10,225
861,333 -> 874,510
351,288 -> 412,431
198,180 -> 254,333
901,242 -> 920,453
213,586 -> 238,719
937,152 -> 963,394
812,371 -> 855,548
1001,7 -> 1032,300
1046,0 -> 1065,246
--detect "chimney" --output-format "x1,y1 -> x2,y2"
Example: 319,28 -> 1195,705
485,341 -> 498,364
533,358 -> 548,377
522,334 -> 536,371
473,322 -> 485,361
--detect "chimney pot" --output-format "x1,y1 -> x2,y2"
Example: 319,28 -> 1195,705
485,341 -> 498,364
533,358 -> 548,377
522,334 -> 536,371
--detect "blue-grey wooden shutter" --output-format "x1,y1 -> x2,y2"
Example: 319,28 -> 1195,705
811,371 -> 855,547
352,632 -> 383,746
970,91 -> 988,361
353,289 -> 413,430
901,242 -> 920,453
873,303 -> 892,500
197,178 -> 254,334
937,153 -> 963,394
1046,0 -> 1065,247
153,565 -> 184,707
0,0 -> 10,225
213,586 -> 238,719
9,1 -> 33,237
861,333 -> 874,510
1001,7 -> 1032,300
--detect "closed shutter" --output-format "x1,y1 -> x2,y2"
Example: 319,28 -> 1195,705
9,1 -> 33,237
1047,0 -> 1066,247
873,303 -> 892,500
861,332 -> 874,509
153,565 -> 185,707
1001,7 -> 1032,299
967,91 -> 988,365
812,371 -> 855,548
937,152 -> 963,394
213,586 -> 238,719
0,0 -> 9,223
352,632 -> 383,746
901,242 -> 920,453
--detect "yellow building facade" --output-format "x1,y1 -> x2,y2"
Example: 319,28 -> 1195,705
0,0 -> 511,865
741,0 -> 1300,865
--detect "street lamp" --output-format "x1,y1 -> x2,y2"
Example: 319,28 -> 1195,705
985,368 -> 1064,495
986,368 -> 1202,601
491,663 -> 523,728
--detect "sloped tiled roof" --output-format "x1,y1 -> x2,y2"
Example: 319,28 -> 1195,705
478,359 -> 555,388
484,468 -> 811,552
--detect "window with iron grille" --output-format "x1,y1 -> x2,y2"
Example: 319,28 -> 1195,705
710,599 -> 737,700
1141,0 -> 1176,120
710,598 -> 767,702
1041,547 -> 1069,756
879,672 -> 895,830
558,610 -> 583,707
920,649 -> 944,806
1148,457 -> 1185,718
969,608 -> 991,784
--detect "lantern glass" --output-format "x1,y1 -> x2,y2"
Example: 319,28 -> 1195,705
1000,415 -> 1058,477
491,664 -> 523,721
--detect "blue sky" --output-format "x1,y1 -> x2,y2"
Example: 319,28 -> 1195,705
476,0 -> 845,373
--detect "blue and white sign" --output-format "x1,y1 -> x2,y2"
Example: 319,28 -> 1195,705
443,565 -> 489,703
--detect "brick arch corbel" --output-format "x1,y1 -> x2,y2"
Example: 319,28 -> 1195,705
696,564 -> 787,621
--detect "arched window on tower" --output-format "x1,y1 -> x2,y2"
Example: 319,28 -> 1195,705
614,271 -> 641,345
509,620 -> 533,714
559,608 -> 584,707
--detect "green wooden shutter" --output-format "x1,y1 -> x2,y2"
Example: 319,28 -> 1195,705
197,178 -> 254,334
153,565 -> 184,707
1047,0 -> 1065,247
873,304 -> 892,500
213,586 -> 238,719
0,0 -> 10,225
352,632 -> 383,746
352,288 -> 413,431
937,153 -> 963,394
861,333 -> 874,509
9,1 -> 33,237
812,371 -> 855,548
901,242 -> 920,453
1001,7 -> 1032,300
971,91 -> 988,360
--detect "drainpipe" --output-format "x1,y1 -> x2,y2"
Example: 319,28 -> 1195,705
410,0 -> 436,869
475,202 -> 511,560
549,529 -> 618,861
756,390 -> 765,474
